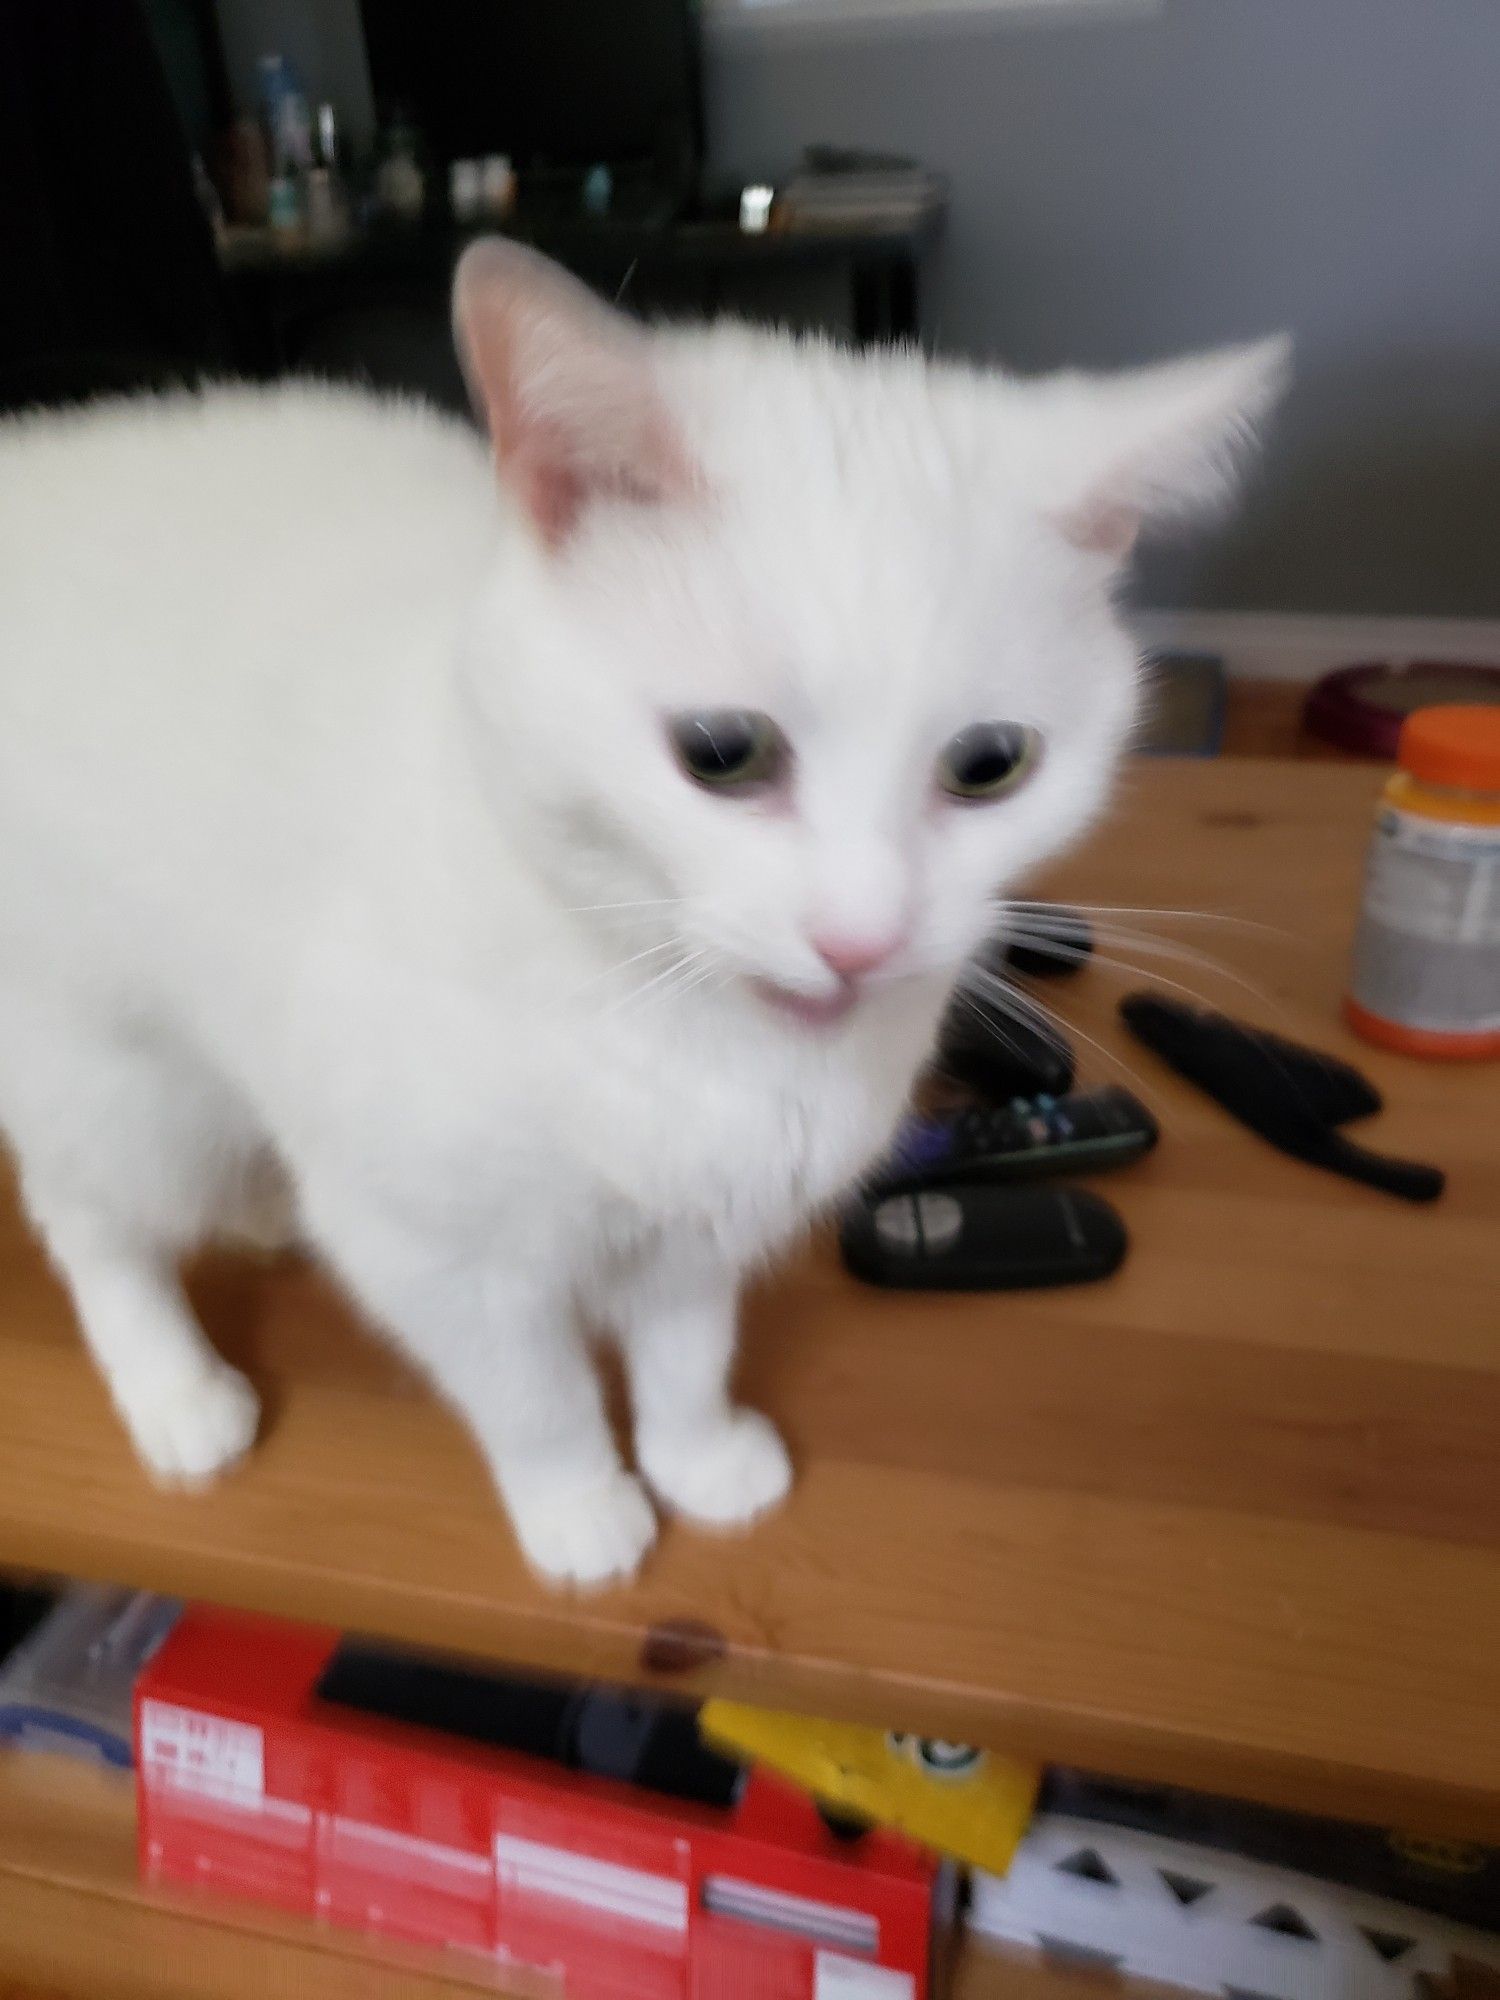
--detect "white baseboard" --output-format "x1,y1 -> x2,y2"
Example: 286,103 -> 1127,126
706,0 -> 1159,39
1132,610 -> 1500,684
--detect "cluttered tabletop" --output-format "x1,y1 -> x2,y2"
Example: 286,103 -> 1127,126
0,757 -> 1495,1839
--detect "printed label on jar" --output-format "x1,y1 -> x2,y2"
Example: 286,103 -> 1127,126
1349,806 -> 1500,1033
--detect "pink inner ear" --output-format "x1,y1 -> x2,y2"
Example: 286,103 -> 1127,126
1056,497 -> 1142,557
508,422 -> 588,550
455,241 -> 698,548
507,418 -> 695,550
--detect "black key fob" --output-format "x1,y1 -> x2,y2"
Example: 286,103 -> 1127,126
935,1000 -> 1075,1102
996,907 -> 1094,979
840,1183 -> 1128,1292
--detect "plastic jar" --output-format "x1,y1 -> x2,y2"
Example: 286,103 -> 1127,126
1345,705 -> 1500,1058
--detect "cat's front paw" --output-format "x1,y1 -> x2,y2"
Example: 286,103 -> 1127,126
123,1362 -> 261,1488
509,1469 -> 657,1590
640,1409 -> 792,1529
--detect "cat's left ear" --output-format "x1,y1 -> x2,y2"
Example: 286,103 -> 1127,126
1035,335 -> 1291,558
452,238 -> 698,548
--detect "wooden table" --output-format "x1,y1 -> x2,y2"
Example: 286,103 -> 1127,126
1,756 -> 1497,1869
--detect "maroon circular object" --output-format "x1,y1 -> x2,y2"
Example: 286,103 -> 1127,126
1303,660 -> 1500,759
639,1619 -> 728,1676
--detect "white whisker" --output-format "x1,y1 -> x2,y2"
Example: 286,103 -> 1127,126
958,963 -> 1056,1031
1000,916 -> 1291,1021
561,896 -> 686,915
948,987 -> 1031,1066
962,964 -> 1155,1098
565,934 -> 681,1002
1001,898 -> 1292,941
605,944 -> 716,1021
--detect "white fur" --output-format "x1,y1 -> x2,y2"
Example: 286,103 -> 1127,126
0,244 -> 1284,1584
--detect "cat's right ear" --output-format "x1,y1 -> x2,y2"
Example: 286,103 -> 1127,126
1032,335 -> 1292,559
452,239 -> 697,549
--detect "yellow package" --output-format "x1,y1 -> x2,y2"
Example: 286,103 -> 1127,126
700,1700 -> 1039,1876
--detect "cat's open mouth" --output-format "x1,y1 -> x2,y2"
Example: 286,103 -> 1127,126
751,977 -> 860,1027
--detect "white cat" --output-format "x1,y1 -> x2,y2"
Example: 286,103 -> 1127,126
0,242 -> 1285,1586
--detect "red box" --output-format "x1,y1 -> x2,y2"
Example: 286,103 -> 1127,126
136,1607 -> 939,1999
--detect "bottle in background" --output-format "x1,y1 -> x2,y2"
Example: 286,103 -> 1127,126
450,158 -> 483,223
222,116 -> 271,226
481,154 -> 517,220
374,113 -> 426,223
316,102 -> 341,173
257,53 -> 313,175
267,172 -> 301,236
1346,705 -> 1500,1059
305,102 -> 350,243
257,52 -> 313,236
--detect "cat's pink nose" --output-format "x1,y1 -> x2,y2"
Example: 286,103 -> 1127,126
809,927 -> 905,980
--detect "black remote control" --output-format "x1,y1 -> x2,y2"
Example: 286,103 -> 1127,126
841,1184 -> 1128,1292
869,1087 -> 1159,1193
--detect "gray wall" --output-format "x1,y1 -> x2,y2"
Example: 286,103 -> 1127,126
706,0 -> 1500,617
213,0 -> 1500,616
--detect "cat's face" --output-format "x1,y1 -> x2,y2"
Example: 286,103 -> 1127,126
456,242 -> 1285,1028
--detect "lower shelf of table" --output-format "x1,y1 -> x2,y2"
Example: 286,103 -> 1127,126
0,1750 -> 1193,2000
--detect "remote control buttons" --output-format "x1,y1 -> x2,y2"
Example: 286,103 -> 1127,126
874,1197 -> 921,1249
917,1193 -> 963,1249
873,1192 -> 964,1254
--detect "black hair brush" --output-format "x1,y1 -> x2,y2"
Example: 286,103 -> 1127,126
1119,994 -> 1444,1204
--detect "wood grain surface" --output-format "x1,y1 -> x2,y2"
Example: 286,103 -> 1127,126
1,759 -> 1496,1839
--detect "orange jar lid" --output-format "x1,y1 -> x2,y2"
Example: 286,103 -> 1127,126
1398,705 -> 1500,791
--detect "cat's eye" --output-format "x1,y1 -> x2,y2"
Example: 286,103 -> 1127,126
668,709 -> 788,792
936,722 -> 1041,801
